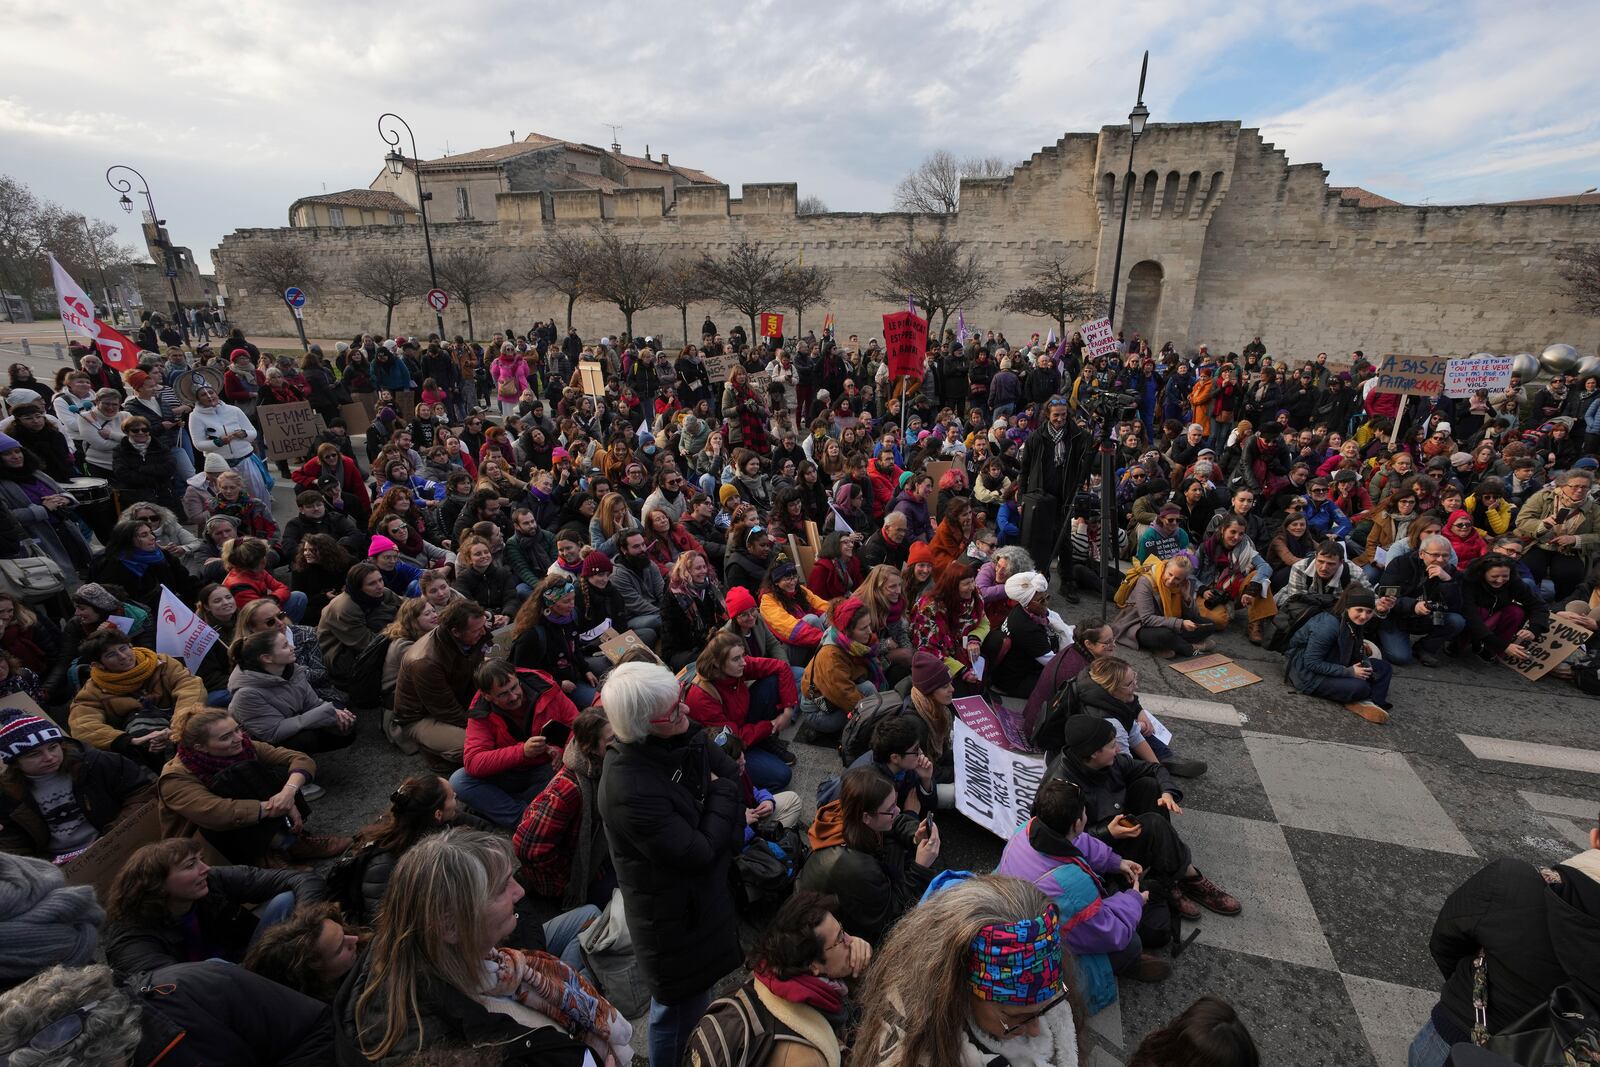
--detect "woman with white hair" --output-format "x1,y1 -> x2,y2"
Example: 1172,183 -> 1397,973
989,570 -> 1073,698
597,661 -> 745,1066
977,545 -> 1034,625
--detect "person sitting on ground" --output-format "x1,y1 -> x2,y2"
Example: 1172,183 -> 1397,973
1513,468 -> 1600,602
454,659 -> 579,829
711,728 -> 804,850
1192,515 -> 1276,644
1377,532 -> 1466,667
1073,657 -> 1206,777
1442,508 -> 1490,567
688,890 -> 872,1067
316,561 -> 401,689
243,900 -> 361,1003
338,774 -> 489,926
510,574 -> 602,708
228,629 -> 357,754
909,562 -> 990,694
156,706 -> 346,867
1285,587 -> 1394,724
854,872 -> 1086,1066
1128,997 -> 1261,1067
0,710 -> 153,862
102,836 -> 326,980
989,570 -> 1072,699
1111,554 -> 1217,659
222,535 -> 308,622
451,532 -> 519,625
1136,504 -> 1192,563
513,709 -> 615,914
661,550 -> 728,670
1458,552 -> 1550,665
760,555 -> 831,667
798,595 -> 884,743
367,534 -> 424,599
334,829 -> 607,1065
1409,807 -> 1600,1067
1047,716 -> 1240,931
1024,619 -> 1115,745
69,628 -> 206,773
859,510 -> 911,572
809,531 -> 864,600
688,631 -> 800,791
289,531 -> 350,627
998,778 -> 1169,1015
798,765 -> 940,946
392,599 -> 492,772
608,529 -> 665,649
93,515 -> 196,614
1272,538 -> 1381,636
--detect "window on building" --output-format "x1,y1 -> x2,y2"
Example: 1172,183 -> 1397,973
327,206 -> 346,227
390,212 -> 404,225
456,187 -> 471,219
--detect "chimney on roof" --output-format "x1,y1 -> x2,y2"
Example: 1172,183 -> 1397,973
661,153 -> 669,165
509,130 -> 515,142
644,145 -> 651,161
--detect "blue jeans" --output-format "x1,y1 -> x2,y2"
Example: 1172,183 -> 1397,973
649,987 -> 714,1066
799,679 -> 872,736
282,590 -> 308,624
568,681 -> 598,709
448,762 -> 556,828
1378,613 -> 1464,665
1407,1018 -> 1451,1067
1208,420 -> 1232,453
206,689 -> 231,707
247,890 -> 297,948
626,613 -> 661,649
1307,658 -> 1393,706
741,674 -> 792,791
543,903 -> 600,981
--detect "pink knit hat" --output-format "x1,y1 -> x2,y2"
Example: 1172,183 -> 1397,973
367,534 -> 398,557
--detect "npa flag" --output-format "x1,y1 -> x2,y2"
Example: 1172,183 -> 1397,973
759,312 -> 784,338
50,255 -> 141,371
882,310 -> 928,380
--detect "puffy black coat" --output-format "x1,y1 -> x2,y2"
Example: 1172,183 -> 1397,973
1045,750 -> 1180,841
132,959 -> 335,1067
104,864 -> 326,979
0,742 -> 154,858
597,727 -> 743,1002
1428,854 -> 1600,1041
452,561 -> 521,616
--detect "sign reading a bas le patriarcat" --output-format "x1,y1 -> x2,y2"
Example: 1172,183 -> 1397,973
1373,354 -> 1450,398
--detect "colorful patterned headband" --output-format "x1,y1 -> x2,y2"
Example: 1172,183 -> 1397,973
541,579 -> 577,604
967,903 -> 1062,1005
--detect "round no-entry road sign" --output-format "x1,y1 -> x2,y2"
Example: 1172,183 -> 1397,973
283,287 -> 306,308
427,288 -> 449,312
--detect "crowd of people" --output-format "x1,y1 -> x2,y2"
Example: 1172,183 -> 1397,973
0,316 -> 1594,1066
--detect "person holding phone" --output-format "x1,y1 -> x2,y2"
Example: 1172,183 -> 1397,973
1286,587 -> 1395,724
453,659 -> 579,828
1514,469 -> 1600,600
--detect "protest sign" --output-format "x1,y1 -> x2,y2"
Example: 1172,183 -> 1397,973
156,585 -> 219,674
882,311 -> 928,380
953,700 -> 1048,840
259,401 -> 325,461
577,361 -> 606,398
339,401 -> 372,436
925,459 -> 953,514
350,391 -> 377,418
601,629 -> 661,665
1169,653 -> 1262,694
61,801 -> 163,900
1506,617 -> 1588,681
1372,354 -> 1450,398
1444,355 -> 1515,399
759,313 -> 784,338
1081,317 -> 1118,359
703,352 -> 738,382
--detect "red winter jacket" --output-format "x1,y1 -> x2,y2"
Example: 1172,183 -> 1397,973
222,568 -> 291,611
685,656 -> 798,748
462,668 -> 579,779
291,455 -> 372,513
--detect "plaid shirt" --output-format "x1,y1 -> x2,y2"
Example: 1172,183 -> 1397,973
512,768 -> 583,899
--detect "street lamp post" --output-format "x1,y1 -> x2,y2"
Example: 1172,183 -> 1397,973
105,164 -> 188,344
1105,51 -> 1150,334
79,215 -> 116,325
379,113 -> 446,342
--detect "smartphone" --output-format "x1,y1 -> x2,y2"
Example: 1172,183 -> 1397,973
541,721 -> 572,747
1557,507 -> 1574,523
921,810 -> 936,828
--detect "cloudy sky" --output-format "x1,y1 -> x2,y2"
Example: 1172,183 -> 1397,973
4,0 -> 1596,272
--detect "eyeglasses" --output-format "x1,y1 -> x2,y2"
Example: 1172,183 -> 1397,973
1000,987 -> 1070,1035
0,1000 -> 101,1060
267,612 -> 289,625
128,427 -> 150,434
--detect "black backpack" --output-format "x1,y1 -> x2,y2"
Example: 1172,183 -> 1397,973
836,691 -> 907,767
321,843 -> 378,922
730,821 -> 807,915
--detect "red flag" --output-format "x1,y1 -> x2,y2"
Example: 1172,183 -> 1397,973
881,310 -> 928,380
92,320 -> 142,371
759,312 -> 784,338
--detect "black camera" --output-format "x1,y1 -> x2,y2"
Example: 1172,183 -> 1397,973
1426,600 -> 1448,626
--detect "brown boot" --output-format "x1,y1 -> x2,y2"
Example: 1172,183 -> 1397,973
1180,870 -> 1242,916
1344,701 -> 1389,724
1247,621 -> 1264,644
1168,885 -> 1201,920
287,834 -> 352,861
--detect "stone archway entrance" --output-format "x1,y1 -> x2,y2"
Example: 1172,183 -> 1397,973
1123,260 -> 1164,344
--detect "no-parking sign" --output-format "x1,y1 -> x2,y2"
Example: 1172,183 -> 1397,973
427,288 -> 449,312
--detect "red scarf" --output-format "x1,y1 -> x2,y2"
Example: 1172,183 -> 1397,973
754,966 -> 845,1014
176,736 -> 258,787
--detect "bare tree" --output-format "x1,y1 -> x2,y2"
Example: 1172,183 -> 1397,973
655,256 -> 706,347
1558,247 -> 1600,317
797,195 -> 829,215
226,237 -> 325,334
892,151 -> 1013,214
871,234 -> 992,339
434,247 -> 507,342
588,230 -> 664,341
779,264 -> 832,337
999,258 -> 1108,342
0,175 -> 138,321
695,239 -> 790,342
523,230 -> 596,331
346,251 -> 425,336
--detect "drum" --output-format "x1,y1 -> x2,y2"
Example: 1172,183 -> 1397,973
60,476 -> 111,507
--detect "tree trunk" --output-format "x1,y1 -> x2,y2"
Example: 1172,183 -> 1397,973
385,303 -> 395,337
565,294 -> 576,332
622,310 -> 634,342
680,306 -> 688,348
795,308 -> 804,337
1055,315 -> 1068,344
464,301 -> 475,343
748,314 -> 758,347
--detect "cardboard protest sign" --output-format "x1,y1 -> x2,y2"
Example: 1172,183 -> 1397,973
350,391 -> 378,418
1169,653 -> 1262,694
704,352 -> 738,382
925,459 -> 953,514
1081,317 -> 1118,359
882,311 -> 928,380
339,401 -> 373,436
258,401 -> 326,461
577,361 -> 606,398
394,389 -> 417,419
1372,354 -> 1450,398
788,533 -> 819,582
953,701 -> 1049,840
61,801 -> 163,900
156,585 -> 219,674
601,629 -> 661,665
1444,355 -> 1515,399
1507,617 -> 1588,681
0,692 -> 55,730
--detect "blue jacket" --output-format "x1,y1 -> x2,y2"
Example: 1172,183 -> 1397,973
1285,610 -> 1364,693
995,501 -> 1022,545
1304,497 -> 1352,539
1586,395 -> 1600,437
371,355 -> 413,391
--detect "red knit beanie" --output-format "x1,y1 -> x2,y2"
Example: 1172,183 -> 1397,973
725,586 -> 757,617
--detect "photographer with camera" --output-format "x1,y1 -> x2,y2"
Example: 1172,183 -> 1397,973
1377,533 -> 1466,667
1019,395 -> 1095,604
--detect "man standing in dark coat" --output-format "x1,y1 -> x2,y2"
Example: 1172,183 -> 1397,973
1018,396 -> 1094,603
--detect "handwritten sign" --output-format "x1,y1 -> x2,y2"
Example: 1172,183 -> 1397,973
953,702 -> 1048,840
1373,354 -> 1450,398
882,310 -> 929,380
1081,317 -> 1118,359
1507,617 -> 1588,681
1169,652 -> 1262,694
1444,355 -> 1515,399
703,352 -> 738,382
600,628 -> 661,666
258,401 -> 325,461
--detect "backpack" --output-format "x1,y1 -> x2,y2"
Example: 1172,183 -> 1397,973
322,843 -> 379,922
685,983 -> 793,1067
835,690 -> 907,768
731,821 -> 806,915
1113,556 -> 1156,608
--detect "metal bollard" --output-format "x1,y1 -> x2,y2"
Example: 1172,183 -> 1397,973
18,339 -> 30,359
54,343 -> 67,363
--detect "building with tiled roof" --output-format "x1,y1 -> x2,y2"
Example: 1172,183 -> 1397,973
1331,186 -> 1404,208
288,189 -> 421,228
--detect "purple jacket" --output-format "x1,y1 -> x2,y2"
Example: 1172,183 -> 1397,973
975,560 -> 1008,606
997,822 -> 1144,956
